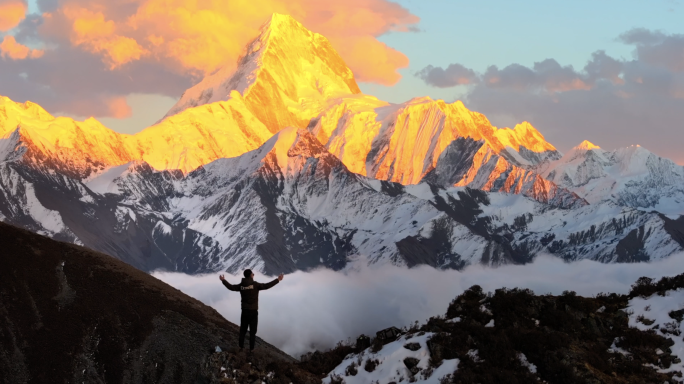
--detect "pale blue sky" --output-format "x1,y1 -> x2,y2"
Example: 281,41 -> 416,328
363,0 -> 684,103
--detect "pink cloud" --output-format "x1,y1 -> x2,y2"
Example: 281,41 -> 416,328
0,0 -> 26,32
0,35 -> 43,59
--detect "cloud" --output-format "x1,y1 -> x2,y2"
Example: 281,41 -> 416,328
484,59 -> 593,93
104,96 -> 132,118
153,254 -> 684,358
618,28 -> 684,73
41,0 -> 418,83
416,63 -> 478,88
0,42 -> 192,117
0,0 -> 26,31
0,0 -> 418,120
60,6 -> 146,69
0,35 -> 43,59
415,29 -> 684,163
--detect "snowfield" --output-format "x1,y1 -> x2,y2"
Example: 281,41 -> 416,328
627,289 -> 684,381
323,333 -> 459,384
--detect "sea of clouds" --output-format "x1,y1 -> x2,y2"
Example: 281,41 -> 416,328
153,254 -> 684,357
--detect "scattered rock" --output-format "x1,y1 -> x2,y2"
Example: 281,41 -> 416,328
403,342 -> 421,351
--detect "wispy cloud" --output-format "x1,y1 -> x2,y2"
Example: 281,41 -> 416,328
154,254 -> 684,358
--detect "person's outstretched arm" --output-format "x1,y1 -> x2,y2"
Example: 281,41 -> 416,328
258,273 -> 284,291
219,275 -> 241,291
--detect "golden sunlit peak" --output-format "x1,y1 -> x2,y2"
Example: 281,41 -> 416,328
574,140 -> 600,150
491,121 -> 557,153
265,13 -> 301,29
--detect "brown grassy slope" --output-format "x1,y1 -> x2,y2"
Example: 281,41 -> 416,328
0,221 -> 316,384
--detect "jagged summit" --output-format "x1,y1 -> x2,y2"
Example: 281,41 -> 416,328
162,13 -> 361,123
574,140 -> 601,151
494,121 -> 557,153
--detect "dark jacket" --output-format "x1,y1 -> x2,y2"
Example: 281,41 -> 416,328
222,277 -> 279,310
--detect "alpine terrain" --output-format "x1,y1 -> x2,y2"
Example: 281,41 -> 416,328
4,207 -> 684,383
0,13 -> 682,274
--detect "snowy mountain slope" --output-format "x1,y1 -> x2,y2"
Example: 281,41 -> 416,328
0,122 -> 682,273
310,96 -> 560,183
423,137 -> 584,208
307,96 -> 582,207
544,141 -> 684,215
63,128 -> 682,273
0,157 -> 222,272
0,97 -> 134,178
148,127 -> 449,273
0,128 -> 25,163
0,162 -> 77,241
131,93 -> 275,173
433,189 -> 684,263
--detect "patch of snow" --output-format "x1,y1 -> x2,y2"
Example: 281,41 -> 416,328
85,162 -> 133,194
484,319 -> 495,328
607,337 -> 630,356
405,183 -> 435,201
0,129 -> 25,163
517,352 -> 537,374
24,183 -> 67,234
153,221 -> 173,236
323,332 -> 459,384
466,349 -> 482,363
365,178 -> 382,193
626,289 -> 684,377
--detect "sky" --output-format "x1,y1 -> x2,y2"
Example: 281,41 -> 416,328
1,0 -> 683,162
153,253 -> 684,357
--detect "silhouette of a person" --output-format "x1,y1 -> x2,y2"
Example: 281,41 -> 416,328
220,269 -> 283,352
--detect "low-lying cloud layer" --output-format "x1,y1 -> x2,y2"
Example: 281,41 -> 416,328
416,29 -> 684,163
153,254 -> 684,358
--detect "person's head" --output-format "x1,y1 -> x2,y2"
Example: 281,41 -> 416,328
244,269 -> 254,279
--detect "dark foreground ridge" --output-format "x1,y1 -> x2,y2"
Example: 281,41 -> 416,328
0,221 -> 320,384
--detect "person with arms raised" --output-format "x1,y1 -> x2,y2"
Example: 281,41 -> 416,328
220,269 -> 283,353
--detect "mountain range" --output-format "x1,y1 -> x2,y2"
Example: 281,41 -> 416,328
1,13 -> 683,274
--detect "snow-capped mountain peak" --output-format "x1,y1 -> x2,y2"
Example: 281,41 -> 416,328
575,140 -> 601,151
493,121 -> 558,154
163,13 -> 361,122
